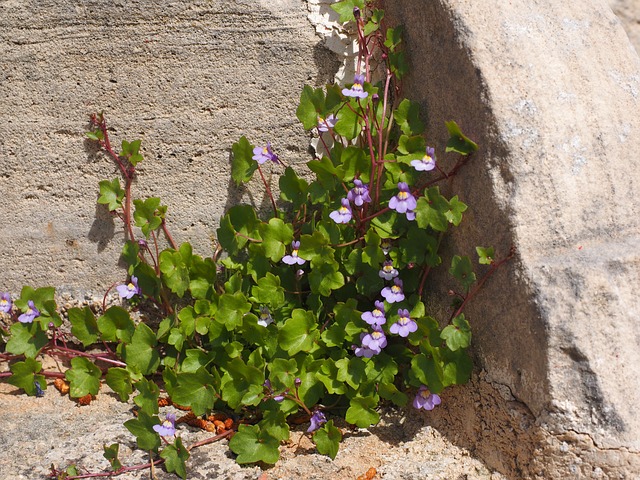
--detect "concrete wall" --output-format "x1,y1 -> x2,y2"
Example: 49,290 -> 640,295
2,0 -> 640,477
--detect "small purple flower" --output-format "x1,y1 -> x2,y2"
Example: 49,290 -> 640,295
389,182 -> 417,214
347,179 -> 371,207
18,300 -> 40,324
405,209 -> 416,222
329,198 -> 353,224
116,276 -> 140,300
389,309 -> 418,337
258,306 -> 274,327
379,260 -> 399,280
317,114 -> 337,132
361,328 -> 387,354
413,385 -> 441,411
411,147 -> 437,172
153,413 -> 177,436
361,300 -> 386,327
34,380 -> 45,397
0,293 -> 12,313
380,239 -> 392,255
282,241 -> 306,266
308,410 -> 327,432
252,142 -> 279,164
381,278 -> 405,303
342,74 -> 368,99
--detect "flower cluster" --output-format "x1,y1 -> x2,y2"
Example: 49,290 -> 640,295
330,179 -> 370,224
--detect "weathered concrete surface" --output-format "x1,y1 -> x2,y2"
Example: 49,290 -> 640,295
385,0 -> 640,477
0,0 -> 337,296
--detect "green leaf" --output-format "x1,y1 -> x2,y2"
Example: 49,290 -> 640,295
476,246 -> 495,265
97,178 -> 125,211
445,120 -> 478,155
97,306 -> 135,343
121,240 -> 141,274
159,248 -> 190,298
216,291 -> 252,330
124,411 -> 161,451
229,424 -> 280,465
445,196 -> 467,226
65,357 -> 101,398
313,420 -> 342,459
259,218 -> 293,262
346,396 -> 380,428
316,359 -> 347,395
296,85 -> 325,130
123,323 -> 161,375
133,197 -> 166,237
335,357 -> 367,390
279,167 -> 309,206
278,309 -> 319,355
121,139 -> 144,166
389,51 -> 409,78
331,0 -> 365,23
363,9 -> 384,36
440,314 -> 472,351
85,130 -> 104,141
160,437 -> 190,480
397,135 -> 426,155
250,272 -> 285,308
7,358 -> 45,396
105,368 -> 133,401
415,187 -> 450,232
216,204 -> 261,255
68,306 -> 100,347
384,26 -> 403,51
5,322 -> 48,358
378,382 -> 408,406
394,99 -> 424,136
340,146 -> 369,183
103,444 -> 122,472
450,255 -> 476,291
134,378 -> 160,415
231,136 -> 258,185
309,261 -> 344,297
334,103 -> 363,140
259,410 -> 290,442
168,368 -> 217,416
410,354 -> 443,394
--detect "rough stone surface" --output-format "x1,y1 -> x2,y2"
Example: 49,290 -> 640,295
0,0 -> 335,297
384,0 -> 640,477
610,0 -> 640,52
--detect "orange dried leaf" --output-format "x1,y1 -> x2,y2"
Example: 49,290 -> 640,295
77,394 -> 93,406
356,467 -> 377,480
53,378 -> 70,395
158,397 -> 170,407
224,418 -> 234,429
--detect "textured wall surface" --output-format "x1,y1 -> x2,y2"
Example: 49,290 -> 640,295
0,0 -> 337,297
385,0 -> 640,476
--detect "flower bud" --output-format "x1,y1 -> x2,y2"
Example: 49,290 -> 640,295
353,7 -> 361,20
294,377 -> 302,387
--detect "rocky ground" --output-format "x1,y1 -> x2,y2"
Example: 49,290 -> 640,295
0,376 -> 505,480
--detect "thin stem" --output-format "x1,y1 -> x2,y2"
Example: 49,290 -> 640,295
257,164 -> 278,216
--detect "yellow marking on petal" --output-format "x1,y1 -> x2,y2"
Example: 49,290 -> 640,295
397,191 -> 408,200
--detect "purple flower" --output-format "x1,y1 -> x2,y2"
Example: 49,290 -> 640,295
389,309 -> 418,337
329,198 -> 353,224
381,278 -> 405,303
308,410 -> 327,432
0,293 -> 12,313
411,147 -> 437,172
347,179 -> 371,207
413,386 -> 441,411
258,306 -> 274,327
361,300 -> 386,327
405,209 -> 416,222
380,239 -> 392,255
18,300 -> 40,323
361,328 -> 387,354
116,276 -> 140,300
153,413 -> 176,436
389,182 -> 417,214
342,74 -> 368,99
317,114 -> 337,132
282,241 -> 306,266
379,260 -> 399,280
252,142 -> 279,164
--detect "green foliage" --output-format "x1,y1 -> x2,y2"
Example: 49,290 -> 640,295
0,8 -> 500,478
